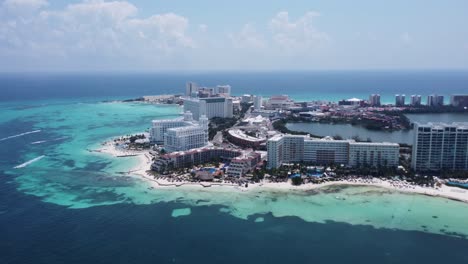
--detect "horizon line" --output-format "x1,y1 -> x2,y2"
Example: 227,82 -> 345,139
2,68 -> 468,74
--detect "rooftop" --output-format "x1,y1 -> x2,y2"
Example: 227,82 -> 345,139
349,142 -> 399,147
416,122 -> 468,129
152,117 -> 184,123
167,125 -> 205,133
228,129 -> 265,142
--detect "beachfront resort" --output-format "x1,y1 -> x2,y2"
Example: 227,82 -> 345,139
99,83 -> 468,201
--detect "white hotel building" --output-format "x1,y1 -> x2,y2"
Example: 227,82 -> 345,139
164,123 -> 208,153
412,122 -> 468,171
216,85 -> 231,96
267,134 -> 399,169
183,97 -> 233,120
149,111 -> 209,152
150,112 -> 195,144
348,142 -> 400,167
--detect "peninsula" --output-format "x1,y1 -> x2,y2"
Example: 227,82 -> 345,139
97,84 -> 468,203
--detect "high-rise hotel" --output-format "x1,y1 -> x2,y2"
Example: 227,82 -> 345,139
149,111 -> 209,153
412,122 -> 468,171
267,135 -> 399,169
184,97 -> 233,120
369,94 -> 381,106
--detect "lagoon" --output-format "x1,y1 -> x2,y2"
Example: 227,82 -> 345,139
286,113 -> 468,144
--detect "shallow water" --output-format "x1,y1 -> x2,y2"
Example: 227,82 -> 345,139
2,99 -> 468,239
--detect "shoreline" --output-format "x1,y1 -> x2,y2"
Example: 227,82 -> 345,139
95,140 -> 468,204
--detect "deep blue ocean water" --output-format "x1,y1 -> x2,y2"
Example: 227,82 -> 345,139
2,72 -> 468,264
2,172 -> 468,264
2,71 -> 468,103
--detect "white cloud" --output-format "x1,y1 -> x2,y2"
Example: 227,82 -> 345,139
400,32 -> 412,45
125,13 -> 193,51
228,11 -> 329,57
0,0 -> 194,69
269,11 -> 329,52
3,0 -> 48,10
198,24 -> 207,32
229,23 -> 265,49
2,0 -> 48,19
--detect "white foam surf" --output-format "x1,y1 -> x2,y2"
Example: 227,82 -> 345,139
0,130 -> 41,142
14,155 -> 45,169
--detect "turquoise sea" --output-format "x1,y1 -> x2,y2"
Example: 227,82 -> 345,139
2,72 -> 468,263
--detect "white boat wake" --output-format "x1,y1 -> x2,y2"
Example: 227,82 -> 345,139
0,130 -> 41,142
30,136 -> 68,145
14,155 -> 45,169
31,140 -> 47,145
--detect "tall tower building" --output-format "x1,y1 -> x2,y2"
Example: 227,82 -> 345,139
254,95 -> 263,110
427,94 -> 444,107
216,85 -> 231,96
410,95 -> 422,106
184,97 -> 233,120
369,94 -> 381,106
412,122 -> 468,171
450,95 -> 468,108
395,94 -> 406,106
186,82 -> 198,97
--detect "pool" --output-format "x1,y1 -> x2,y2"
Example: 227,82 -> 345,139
202,168 -> 217,174
447,181 -> 468,189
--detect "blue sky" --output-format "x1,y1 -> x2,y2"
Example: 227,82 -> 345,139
1,0 -> 467,71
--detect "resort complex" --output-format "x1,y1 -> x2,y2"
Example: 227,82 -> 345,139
151,147 -> 261,178
104,81 -> 468,189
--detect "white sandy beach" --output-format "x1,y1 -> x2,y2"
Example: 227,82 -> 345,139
96,140 -> 468,204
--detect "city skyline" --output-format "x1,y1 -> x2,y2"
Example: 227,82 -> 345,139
1,0 -> 468,71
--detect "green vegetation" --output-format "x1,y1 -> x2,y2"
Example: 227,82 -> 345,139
129,134 -> 146,143
239,102 -> 252,118
207,103 -> 252,140
402,105 -> 468,114
208,117 -> 237,140
291,176 -> 303,185
251,168 -> 266,182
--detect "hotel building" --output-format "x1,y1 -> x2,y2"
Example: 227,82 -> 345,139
254,95 -> 263,110
186,82 -> 198,97
412,122 -> 468,171
410,95 -> 422,106
427,94 -> 444,107
266,95 -> 294,110
150,111 -> 209,152
184,97 -> 233,120
226,152 -> 262,178
164,126 -> 208,153
349,142 -> 400,167
152,148 -> 260,177
216,85 -> 231,96
369,94 -> 381,106
395,94 -> 406,106
267,134 -> 399,169
227,129 -> 266,149
450,95 -> 468,108
304,137 -> 350,165
149,112 -> 196,144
